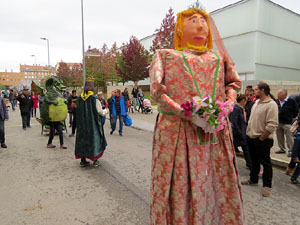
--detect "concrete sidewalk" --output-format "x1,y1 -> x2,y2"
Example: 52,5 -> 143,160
129,106 -> 291,169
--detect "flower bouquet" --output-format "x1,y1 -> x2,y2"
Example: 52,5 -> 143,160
180,95 -> 233,133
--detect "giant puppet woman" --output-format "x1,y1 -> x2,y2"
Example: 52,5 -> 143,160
149,5 -> 245,225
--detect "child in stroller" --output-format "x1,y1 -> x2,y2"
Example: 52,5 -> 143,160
137,89 -> 153,114
143,98 -> 153,114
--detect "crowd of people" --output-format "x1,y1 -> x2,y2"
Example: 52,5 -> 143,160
1,80 -> 299,192
229,83 -> 300,195
0,83 -> 148,163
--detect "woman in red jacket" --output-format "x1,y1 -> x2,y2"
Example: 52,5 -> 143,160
31,91 -> 39,117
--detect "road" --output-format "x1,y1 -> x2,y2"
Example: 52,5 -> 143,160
0,109 -> 299,225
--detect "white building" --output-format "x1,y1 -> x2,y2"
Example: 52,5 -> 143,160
140,0 -> 300,83
212,0 -> 300,82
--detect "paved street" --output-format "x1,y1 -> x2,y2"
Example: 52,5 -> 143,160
0,108 -> 299,225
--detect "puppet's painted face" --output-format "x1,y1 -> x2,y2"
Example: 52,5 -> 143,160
180,13 -> 208,48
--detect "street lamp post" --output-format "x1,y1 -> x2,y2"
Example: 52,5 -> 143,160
40,37 -> 50,67
30,54 -> 37,85
30,54 -> 36,65
81,0 -> 86,86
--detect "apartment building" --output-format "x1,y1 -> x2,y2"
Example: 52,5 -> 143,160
20,64 -> 56,88
0,71 -> 25,87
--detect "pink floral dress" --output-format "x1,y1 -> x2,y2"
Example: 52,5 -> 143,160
150,49 -> 245,225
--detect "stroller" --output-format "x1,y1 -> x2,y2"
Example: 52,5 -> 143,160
143,99 -> 153,114
139,98 -> 153,114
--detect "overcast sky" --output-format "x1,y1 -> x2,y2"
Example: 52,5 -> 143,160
0,0 -> 299,71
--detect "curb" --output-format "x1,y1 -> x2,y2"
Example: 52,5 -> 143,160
236,152 -> 288,169
130,119 -> 289,170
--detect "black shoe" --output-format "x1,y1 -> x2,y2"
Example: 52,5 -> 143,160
119,133 -> 123,136
80,161 -> 90,167
110,131 -> 113,135
291,179 -> 300,185
288,152 -> 292,157
1,143 -> 7,148
23,127 -> 26,130
93,160 -> 100,168
275,149 -> 286,154
47,144 -> 56,148
27,125 -> 31,128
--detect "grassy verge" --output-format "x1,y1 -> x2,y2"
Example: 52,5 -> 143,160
144,92 -> 157,106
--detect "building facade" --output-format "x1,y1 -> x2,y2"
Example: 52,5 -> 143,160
20,64 -> 56,89
211,0 -> 300,82
55,62 -> 79,71
139,0 -> 300,83
0,71 -> 25,88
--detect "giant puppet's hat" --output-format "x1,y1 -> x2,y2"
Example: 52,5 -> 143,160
188,0 -> 206,12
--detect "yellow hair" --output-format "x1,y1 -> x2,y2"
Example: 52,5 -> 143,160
174,9 -> 213,51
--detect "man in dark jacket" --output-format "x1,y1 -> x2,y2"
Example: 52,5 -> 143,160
9,89 -> 16,111
68,90 -> 78,137
245,87 -> 255,123
290,93 -> 300,110
67,90 -> 77,125
107,90 -> 115,129
276,89 -> 298,156
67,90 -> 77,127
0,96 -> 9,148
289,114 -> 300,184
17,88 -> 33,130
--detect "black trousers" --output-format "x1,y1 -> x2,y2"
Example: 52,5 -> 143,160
72,113 -> 76,135
21,112 -> 31,128
31,108 -> 36,117
0,119 -> 5,144
69,113 -> 73,126
234,143 -> 252,170
48,122 -> 64,145
288,159 -> 296,169
247,137 -> 273,188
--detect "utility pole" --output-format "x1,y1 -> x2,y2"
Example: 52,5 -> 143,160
40,37 -> 50,66
81,0 -> 86,86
